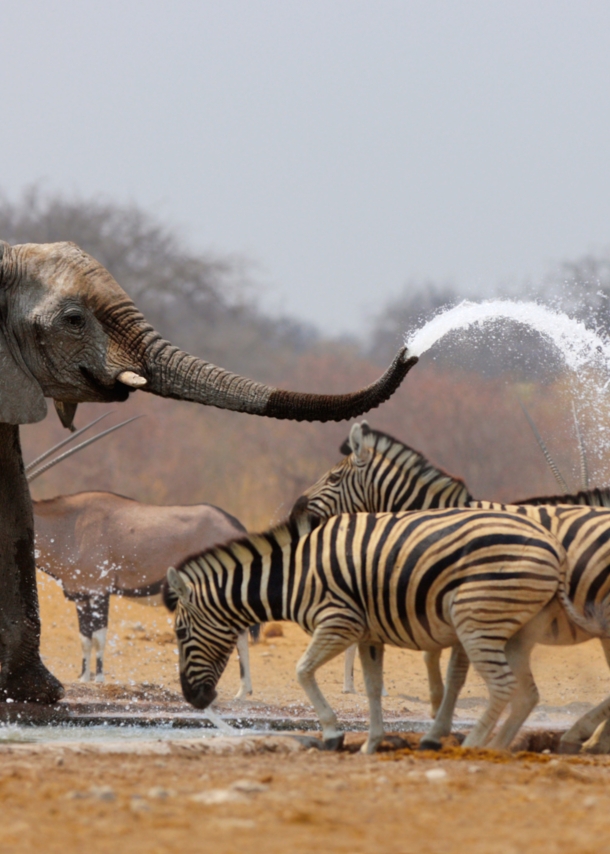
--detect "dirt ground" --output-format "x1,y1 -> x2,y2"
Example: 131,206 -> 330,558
36,571 -> 610,720
0,573 -> 606,854
3,740 -> 610,854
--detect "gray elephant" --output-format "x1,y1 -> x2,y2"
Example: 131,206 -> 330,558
0,240 -> 417,704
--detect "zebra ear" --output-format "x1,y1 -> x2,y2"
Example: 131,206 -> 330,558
349,423 -> 371,463
166,566 -> 191,606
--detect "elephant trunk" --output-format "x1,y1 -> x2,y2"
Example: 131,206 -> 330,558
116,310 -> 417,422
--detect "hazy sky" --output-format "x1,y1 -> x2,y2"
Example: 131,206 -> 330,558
2,1 -> 610,335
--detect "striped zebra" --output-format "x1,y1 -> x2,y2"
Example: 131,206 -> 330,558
165,508 -> 565,752
292,422 -> 610,751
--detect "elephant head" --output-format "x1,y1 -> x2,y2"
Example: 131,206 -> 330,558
0,241 -> 417,429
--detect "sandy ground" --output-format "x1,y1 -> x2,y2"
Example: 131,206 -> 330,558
3,737 -> 610,854
0,573 -> 604,854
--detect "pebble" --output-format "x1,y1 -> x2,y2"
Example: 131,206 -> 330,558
231,779 -> 269,794
91,786 -> 116,802
425,768 -> 448,783
190,789 -> 245,805
68,785 -> 116,801
148,786 -> 173,800
130,796 -> 150,813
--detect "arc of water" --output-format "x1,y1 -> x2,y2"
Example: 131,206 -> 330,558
406,299 -> 610,371
405,297 -> 610,483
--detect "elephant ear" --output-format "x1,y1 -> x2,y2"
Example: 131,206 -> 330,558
0,242 -> 47,424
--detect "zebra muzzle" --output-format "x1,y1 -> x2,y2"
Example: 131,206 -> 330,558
180,673 -> 217,709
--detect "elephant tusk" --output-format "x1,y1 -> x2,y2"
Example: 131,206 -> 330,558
117,371 -> 148,388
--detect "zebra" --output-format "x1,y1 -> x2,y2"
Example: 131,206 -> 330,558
292,421 -> 610,751
165,508 -> 566,752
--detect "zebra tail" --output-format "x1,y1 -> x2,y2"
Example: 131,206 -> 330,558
557,572 -> 608,639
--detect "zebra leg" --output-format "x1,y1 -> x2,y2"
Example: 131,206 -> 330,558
344,643 -> 388,696
234,630 -> 253,700
75,598 -> 93,682
420,644 -> 469,750
458,637 -> 517,748
343,645 -> 358,693
358,641 -> 385,754
423,649 -> 445,718
560,638 -> 610,752
488,633 -> 539,750
296,625 -> 358,749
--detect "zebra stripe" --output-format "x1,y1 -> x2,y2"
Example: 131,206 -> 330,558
293,422 -> 610,750
166,508 -> 565,753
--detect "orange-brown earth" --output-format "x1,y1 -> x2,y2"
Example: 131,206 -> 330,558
0,573 -> 607,854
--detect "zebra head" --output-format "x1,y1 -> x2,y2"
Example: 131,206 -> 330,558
291,421 -> 472,521
165,565 -> 238,709
291,422 -> 377,520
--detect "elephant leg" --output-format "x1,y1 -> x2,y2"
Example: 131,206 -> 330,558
90,594 -> 110,684
0,426 -> 63,703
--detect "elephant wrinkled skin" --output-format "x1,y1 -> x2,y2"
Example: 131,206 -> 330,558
0,240 -> 417,703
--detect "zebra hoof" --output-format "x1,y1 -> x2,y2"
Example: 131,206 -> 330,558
419,736 -> 442,751
322,734 -> 345,751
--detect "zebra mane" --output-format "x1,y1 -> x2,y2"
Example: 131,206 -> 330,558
172,514 -> 321,581
341,423 -> 472,502
514,487 -> 610,507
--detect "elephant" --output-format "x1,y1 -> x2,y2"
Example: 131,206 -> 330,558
0,239 -> 417,704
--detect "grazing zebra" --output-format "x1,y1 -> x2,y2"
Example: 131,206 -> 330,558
165,508 -> 565,752
292,422 -> 610,751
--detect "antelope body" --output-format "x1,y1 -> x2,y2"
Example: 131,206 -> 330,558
34,491 -> 253,687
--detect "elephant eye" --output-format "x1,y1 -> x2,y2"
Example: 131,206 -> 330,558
63,310 -> 86,329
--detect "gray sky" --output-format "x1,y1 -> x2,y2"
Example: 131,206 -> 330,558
2,1 -> 610,335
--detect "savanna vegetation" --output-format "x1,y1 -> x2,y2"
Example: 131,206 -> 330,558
5,188 -> 609,531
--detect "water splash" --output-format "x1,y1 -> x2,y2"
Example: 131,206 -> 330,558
404,299 -> 610,484
406,300 -> 610,373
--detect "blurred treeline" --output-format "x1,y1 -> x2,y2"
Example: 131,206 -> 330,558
6,188 -> 609,530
